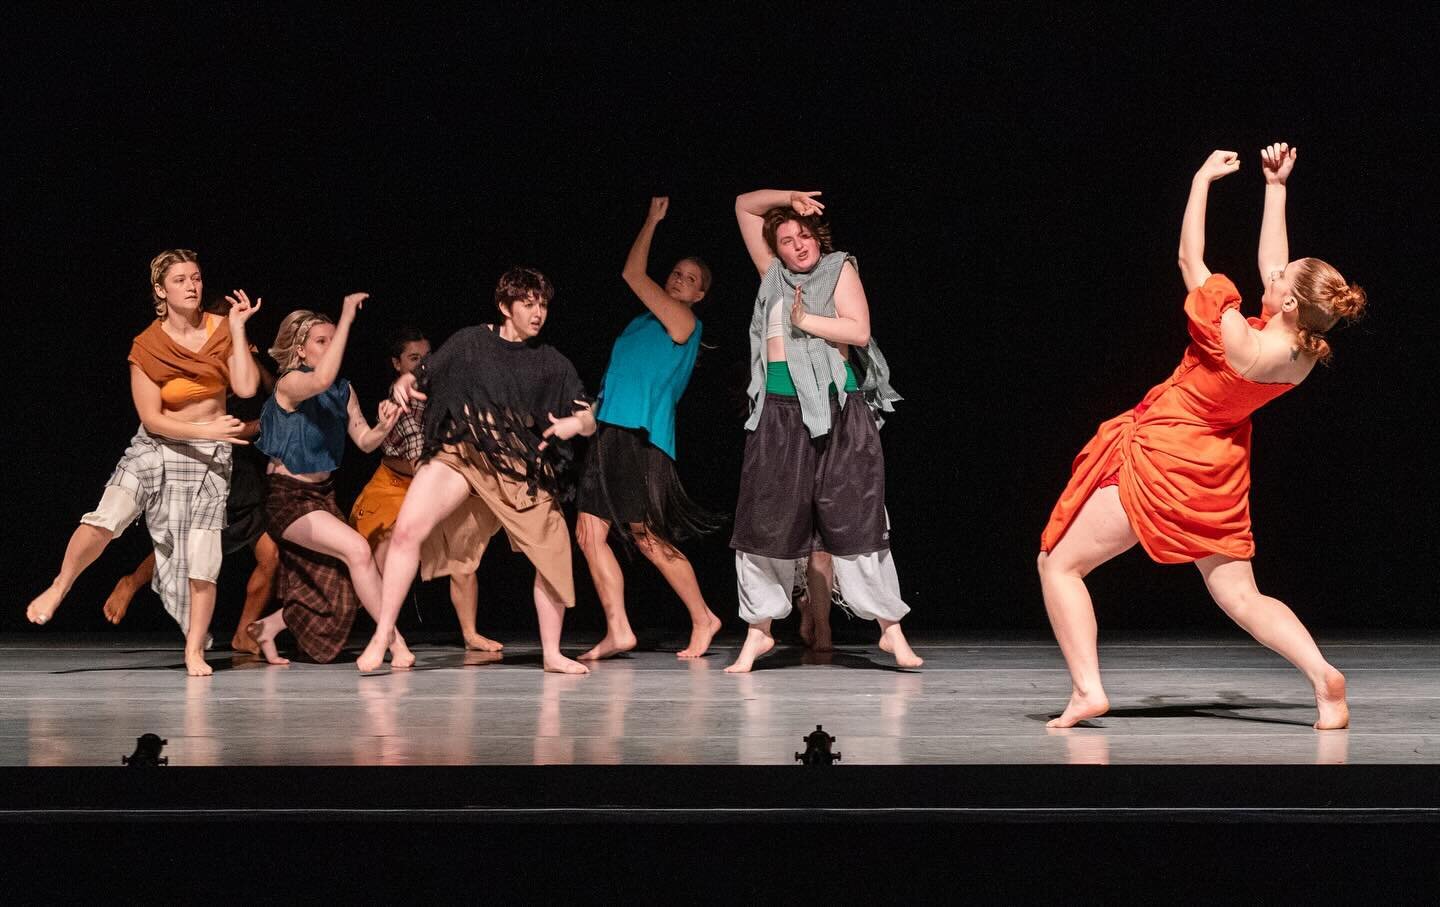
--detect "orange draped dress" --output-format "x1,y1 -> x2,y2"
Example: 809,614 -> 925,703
1040,274 -> 1295,563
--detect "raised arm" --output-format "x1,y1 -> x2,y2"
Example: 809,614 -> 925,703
622,197 -> 697,344
346,387 -> 400,453
735,189 -> 824,276
130,364 -> 249,444
224,289 -> 262,398
1257,142 -> 1296,281
790,260 -> 871,347
276,292 -> 367,407
1178,151 -> 1241,290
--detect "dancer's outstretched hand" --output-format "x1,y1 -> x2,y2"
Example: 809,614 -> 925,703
1261,142 -> 1297,185
390,372 -> 427,412
225,289 -> 262,325
341,292 -> 369,319
1197,150 -> 1241,182
538,411 -> 581,451
789,191 -> 824,216
647,197 -> 669,223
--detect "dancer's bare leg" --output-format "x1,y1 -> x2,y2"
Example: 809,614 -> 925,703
804,552 -> 833,652
725,619 -> 776,674
878,618 -> 923,668
284,510 -> 414,669
535,574 -> 588,674
28,524 -> 115,625
245,608 -> 290,665
632,527 -> 722,658
1197,556 -> 1349,729
1036,485 -> 1138,728
361,461 -> 471,672
230,533 -> 278,653
575,513 -> 637,660
450,571 -> 503,651
185,579 -> 217,676
104,551 -> 156,625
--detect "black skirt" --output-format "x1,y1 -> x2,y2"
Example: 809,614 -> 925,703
222,444 -> 269,554
576,423 -> 723,547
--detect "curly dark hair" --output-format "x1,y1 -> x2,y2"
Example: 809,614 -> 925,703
760,208 -> 834,258
494,266 -> 554,312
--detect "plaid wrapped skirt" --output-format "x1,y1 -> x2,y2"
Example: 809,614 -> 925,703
264,473 -> 360,664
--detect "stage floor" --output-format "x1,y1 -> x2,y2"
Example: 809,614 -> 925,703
1,633 -> 1435,767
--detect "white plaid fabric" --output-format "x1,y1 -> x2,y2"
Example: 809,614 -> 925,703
86,427 -> 232,635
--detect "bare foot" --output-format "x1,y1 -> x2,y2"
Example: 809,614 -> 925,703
543,653 -> 591,675
246,621 -> 289,666
579,631 -> 637,661
26,584 -> 65,626
809,618 -> 833,653
230,630 -> 261,656
185,649 -> 213,677
463,631 -> 504,653
357,632 -> 391,673
878,624 -> 922,668
678,613 -> 723,658
1314,667 -> 1349,730
724,627 -> 776,674
103,577 -> 140,625
1046,689 -> 1110,729
389,632 -> 416,670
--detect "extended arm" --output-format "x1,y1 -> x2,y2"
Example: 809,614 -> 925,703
1178,150 -> 1240,290
224,290 -> 262,398
735,188 -> 824,276
1257,142 -> 1296,281
791,261 -> 871,347
346,388 -> 400,453
276,292 -> 367,406
622,197 -> 697,344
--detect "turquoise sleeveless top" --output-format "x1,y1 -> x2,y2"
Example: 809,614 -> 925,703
594,312 -> 701,460
256,367 -> 351,474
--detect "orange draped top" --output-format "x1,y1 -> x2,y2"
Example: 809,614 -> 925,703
127,314 -> 232,407
1040,274 -> 1295,563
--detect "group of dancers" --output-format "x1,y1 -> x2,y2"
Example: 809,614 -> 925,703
25,144 -> 1365,728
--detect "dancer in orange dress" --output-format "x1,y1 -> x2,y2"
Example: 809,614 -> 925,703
1038,144 -> 1366,729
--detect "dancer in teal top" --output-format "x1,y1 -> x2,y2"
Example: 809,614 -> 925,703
576,197 -> 725,660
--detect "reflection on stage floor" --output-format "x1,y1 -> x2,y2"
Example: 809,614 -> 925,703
2,633 -> 1435,767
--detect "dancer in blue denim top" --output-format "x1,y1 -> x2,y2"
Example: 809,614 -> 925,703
575,197 -> 725,661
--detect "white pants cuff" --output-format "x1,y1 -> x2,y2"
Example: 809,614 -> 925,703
736,552 -> 795,624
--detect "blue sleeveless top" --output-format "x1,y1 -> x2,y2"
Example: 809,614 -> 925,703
256,367 -> 351,474
594,313 -> 701,460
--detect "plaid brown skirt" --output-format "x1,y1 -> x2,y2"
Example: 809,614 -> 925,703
264,473 -> 359,664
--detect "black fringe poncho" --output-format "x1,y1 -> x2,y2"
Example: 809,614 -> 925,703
416,325 -> 589,499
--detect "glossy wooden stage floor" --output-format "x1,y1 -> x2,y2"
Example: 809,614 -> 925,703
1,633 -> 1435,767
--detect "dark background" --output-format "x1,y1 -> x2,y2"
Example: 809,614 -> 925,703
3,4 -> 1435,638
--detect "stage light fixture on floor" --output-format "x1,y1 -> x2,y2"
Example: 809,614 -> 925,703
122,733 -> 169,767
795,725 -> 841,766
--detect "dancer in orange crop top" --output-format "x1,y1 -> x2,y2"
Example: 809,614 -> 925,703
25,250 -> 261,677
1037,144 -> 1367,730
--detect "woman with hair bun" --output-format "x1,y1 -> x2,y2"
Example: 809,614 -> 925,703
244,294 -> 412,667
1038,143 -> 1367,729
25,250 -> 261,676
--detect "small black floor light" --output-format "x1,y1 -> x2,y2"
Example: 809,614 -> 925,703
122,733 -> 169,767
795,725 -> 841,766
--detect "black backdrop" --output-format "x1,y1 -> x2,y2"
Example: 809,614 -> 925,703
4,5 -> 1436,635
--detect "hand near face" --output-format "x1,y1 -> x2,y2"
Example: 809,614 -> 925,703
790,284 -> 809,332
789,191 -> 825,217
225,289 -> 262,325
